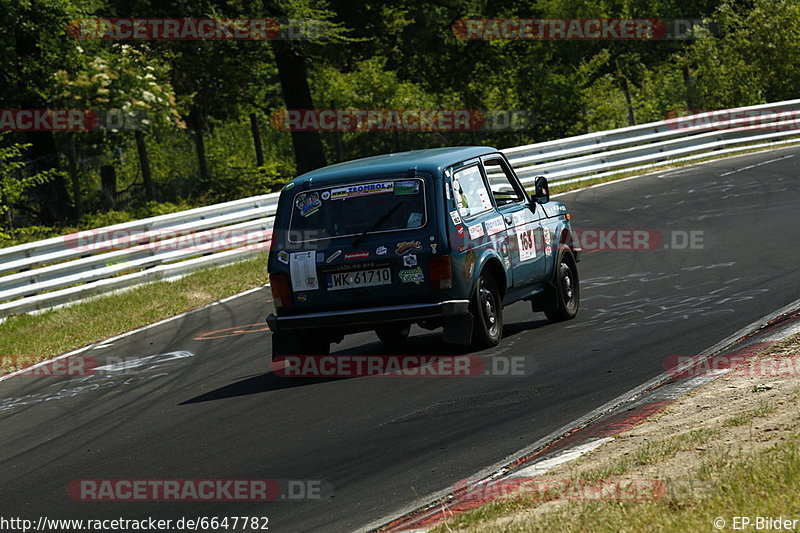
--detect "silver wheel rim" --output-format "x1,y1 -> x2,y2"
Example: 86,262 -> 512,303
560,262 -> 577,310
479,279 -> 498,337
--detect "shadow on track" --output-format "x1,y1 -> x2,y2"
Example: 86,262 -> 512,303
181,319 -> 551,405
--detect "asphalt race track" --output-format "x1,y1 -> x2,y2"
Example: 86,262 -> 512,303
1,147 -> 799,532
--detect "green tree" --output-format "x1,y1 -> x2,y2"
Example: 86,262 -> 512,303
689,0 -> 800,107
51,44 -> 184,202
0,132 -> 63,235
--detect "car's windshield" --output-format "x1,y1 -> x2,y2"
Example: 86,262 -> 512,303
288,178 -> 426,242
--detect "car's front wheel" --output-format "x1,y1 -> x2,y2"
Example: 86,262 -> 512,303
544,247 -> 580,322
470,273 -> 503,348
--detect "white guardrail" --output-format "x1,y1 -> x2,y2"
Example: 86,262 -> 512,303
1,99 -> 798,318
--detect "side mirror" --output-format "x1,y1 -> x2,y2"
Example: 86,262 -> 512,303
533,176 -> 550,204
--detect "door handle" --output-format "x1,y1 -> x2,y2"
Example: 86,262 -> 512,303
504,216 -> 513,225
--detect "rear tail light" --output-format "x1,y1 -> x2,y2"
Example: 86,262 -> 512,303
429,255 -> 452,290
270,274 -> 292,308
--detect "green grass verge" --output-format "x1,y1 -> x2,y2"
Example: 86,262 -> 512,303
432,435 -> 800,533
0,253 -> 268,374
723,401 -> 777,428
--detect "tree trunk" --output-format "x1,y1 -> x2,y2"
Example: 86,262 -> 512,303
683,65 -> 698,110
249,113 -> 265,167
331,101 -> 343,162
392,130 -> 401,152
66,136 -> 82,218
270,40 -> 327,175
100,165 -> 117,210
24,132 -> 75,225
619,75 -> 637,126
16,22 -> 74,224
191,113 -> 210,182
135,130 -> 155,201
2,193 -> 14,233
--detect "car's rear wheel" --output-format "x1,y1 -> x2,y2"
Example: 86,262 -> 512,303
470,272 -> 503,348
544,248 -> 580,322
375,323 -> 411,344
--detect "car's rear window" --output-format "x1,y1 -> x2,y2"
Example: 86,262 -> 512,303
288,178 -> 426,242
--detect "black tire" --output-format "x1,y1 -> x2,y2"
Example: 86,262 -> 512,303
470,272 -> 503,348
544,248 -> 580,322
375,323 -> 411,344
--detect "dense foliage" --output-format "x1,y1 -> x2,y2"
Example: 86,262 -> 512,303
0,0 -> 797,243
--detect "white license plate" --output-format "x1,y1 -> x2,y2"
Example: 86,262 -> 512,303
327,268 -> 392,291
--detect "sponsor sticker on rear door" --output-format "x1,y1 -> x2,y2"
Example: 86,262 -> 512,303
468,223 -> 485,240
484,216 -> 505,236
399,267 -> 424,284
290,251 -> 319,290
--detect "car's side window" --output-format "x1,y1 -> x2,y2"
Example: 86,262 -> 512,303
482,158 -> 525,207
452,164 -> 494,219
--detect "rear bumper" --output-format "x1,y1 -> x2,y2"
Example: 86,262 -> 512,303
266,300 -> 470,332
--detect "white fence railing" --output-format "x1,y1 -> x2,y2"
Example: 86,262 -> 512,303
1,100 -> 798,318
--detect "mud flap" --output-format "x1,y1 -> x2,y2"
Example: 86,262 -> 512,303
442,313 -> 474,345
530,281 -> 557,312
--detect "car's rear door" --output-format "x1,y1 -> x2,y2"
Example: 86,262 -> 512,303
447,159 -> 510,291
281,174 -> 438,312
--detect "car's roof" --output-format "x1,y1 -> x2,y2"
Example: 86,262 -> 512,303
290,146 -> 498,187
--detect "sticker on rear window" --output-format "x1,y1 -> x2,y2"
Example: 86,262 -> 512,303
331,181 -> 393,200
394,180 -> 420,195
295,192 -> 321,217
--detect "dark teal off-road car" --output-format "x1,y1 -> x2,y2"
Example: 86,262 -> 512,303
266,147 -> 579,358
